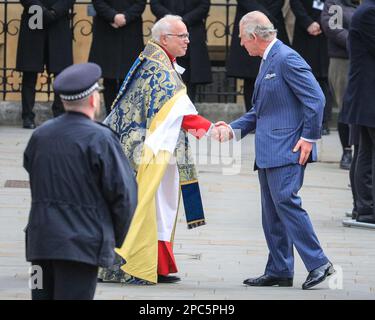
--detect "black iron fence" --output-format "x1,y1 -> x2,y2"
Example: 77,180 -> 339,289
0,0 -> 242,103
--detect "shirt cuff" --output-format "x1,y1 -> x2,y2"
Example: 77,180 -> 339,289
301,137 -> 317,143
228,125 -> 237,140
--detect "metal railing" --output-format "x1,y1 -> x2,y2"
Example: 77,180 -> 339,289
0,0 -> 241,102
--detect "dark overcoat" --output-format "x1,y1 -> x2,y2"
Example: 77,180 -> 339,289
341,0 -> 375,128
150,0 -> 212,84
89,0 -> 146,79
24,112 -> 138,267
226,0 -> 290,79
16,0 -> 75,73
321,0 -> 358,59
290,0 -> 329,78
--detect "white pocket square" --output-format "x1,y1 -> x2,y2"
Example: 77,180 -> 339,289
265,73 -> 276,80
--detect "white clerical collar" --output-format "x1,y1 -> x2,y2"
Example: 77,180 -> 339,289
263,38 -> 278,61
173,61 -> 186,75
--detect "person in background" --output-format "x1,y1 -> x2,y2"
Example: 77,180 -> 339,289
341,0 -> 375,224
89,0 -> 146,115
290,0 -> 332,135
150,0 -> 212,103
321,0 -> 360,170
16,0 -> 75,129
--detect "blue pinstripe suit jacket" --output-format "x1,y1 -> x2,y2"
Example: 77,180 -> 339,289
230,40 -> 325,169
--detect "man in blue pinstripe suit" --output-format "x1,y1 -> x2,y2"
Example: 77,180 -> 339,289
218,11 -> 334,290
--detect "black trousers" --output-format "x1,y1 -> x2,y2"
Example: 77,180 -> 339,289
186,82 -> 197,104
338,122 -> 351,150
317,77 -> 333,127
349,144 -> 359,212
31,260 -> 98,300
355,126 -> 375,218
103,78 -> 124,116
22,72 -> 64,120
243,78 -> 256,112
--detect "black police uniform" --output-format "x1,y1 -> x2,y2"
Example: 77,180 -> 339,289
23,63 -> 138,300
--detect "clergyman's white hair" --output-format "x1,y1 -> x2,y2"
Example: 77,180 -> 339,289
151,15 -> 183,42
240,11 -> 277,41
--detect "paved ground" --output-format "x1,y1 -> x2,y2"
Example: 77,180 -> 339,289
0,126 -> 374,300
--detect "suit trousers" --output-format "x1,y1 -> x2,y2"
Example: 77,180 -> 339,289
31,260 -> 98,300
258,164 -> 329,277
354,126 -> 375,217
350,144 -> 359,213
243,78 -> 256,112
21,72 -> 64,120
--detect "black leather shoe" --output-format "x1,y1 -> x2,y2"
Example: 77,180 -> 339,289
243,274 -> 293,287
356,214 -> 375,224
23,119 -> 36,129
351,210 -> 358,220
302,262 -> 335,290
340,149 -> 352,170
157,275 -> 181,283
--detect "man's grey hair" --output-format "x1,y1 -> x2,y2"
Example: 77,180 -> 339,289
62,95 -> 91,111
151,15 -> 183,42
240,11 -> 277,41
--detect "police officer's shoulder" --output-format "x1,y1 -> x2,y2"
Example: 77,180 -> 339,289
29,117 -> 60,139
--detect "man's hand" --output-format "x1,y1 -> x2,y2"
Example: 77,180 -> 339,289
113,14 -> 126,28
307,22 -> 322,36
214,121 -> 234,142
293,139 -> 313,165
210,126 -> 221,141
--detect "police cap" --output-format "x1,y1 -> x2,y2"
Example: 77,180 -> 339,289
53,63 -> 102,101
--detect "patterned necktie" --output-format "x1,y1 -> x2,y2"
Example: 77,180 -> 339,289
259,58 -> 265,75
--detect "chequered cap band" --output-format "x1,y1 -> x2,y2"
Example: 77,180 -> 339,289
59,82 -> 100,101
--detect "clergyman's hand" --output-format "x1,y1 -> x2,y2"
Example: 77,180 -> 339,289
293,139 -> 313,165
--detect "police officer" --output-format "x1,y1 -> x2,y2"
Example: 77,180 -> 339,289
23,63 -> 138,300
16,0 -> 75,129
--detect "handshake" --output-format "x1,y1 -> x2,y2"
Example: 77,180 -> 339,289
210,121 -> 234,142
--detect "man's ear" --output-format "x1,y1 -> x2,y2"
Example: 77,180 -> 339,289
88,94 -> 95,109
160,34 -> 167,47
